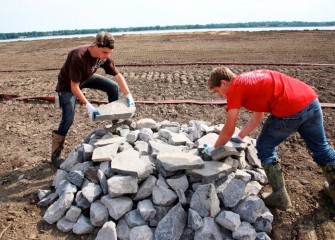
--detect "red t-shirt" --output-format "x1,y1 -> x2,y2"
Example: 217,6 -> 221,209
226,70 -> 318,117
56,45 -> 119,92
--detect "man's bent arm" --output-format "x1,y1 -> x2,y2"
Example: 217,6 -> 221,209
238,112 -> 264,138
71,81 -> 89,105
114,73 -> 130,95
214,108 -> 239,148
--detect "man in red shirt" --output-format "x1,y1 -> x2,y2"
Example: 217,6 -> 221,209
52,31 -> 134,168
205,66 -> 335,210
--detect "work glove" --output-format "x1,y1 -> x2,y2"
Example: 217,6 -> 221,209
126,94 -> 135,107
86,102 -> 101,121
230,133 -> 244,143
203,144 -> 215,156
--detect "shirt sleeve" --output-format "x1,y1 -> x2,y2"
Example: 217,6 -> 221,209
226,85 -> 243,112
68,53 -> 84,83
102,57 -> 119,76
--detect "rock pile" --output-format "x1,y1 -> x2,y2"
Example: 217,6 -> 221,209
38,118 -> 273,240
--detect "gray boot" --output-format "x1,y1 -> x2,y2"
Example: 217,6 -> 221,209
321,163 -> 335,205
51,130 -> 65,168
262,161 -> 292,211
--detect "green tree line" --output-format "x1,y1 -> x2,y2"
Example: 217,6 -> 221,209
0,21 -> 334,40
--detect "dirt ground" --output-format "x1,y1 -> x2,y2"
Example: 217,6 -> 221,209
0,30 -> 335,239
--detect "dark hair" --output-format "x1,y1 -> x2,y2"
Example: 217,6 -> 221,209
207,66 -> 236,90
95,31 -> 115,49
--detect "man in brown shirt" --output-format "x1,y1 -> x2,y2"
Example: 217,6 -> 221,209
52,31 -> 134,167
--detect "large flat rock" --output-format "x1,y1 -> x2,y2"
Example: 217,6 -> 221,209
95,98 -> 136,121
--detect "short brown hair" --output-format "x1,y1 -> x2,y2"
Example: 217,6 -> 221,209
95,31 -> 115,49
207,66 -> 236,90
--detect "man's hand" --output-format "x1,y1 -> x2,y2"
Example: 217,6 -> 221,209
203,144 -> 215,156
86,102 -> 101,121
230,133 -> 244,143
126,94 -> 135,107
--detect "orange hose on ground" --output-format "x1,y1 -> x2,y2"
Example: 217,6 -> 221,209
1,94 -> 335,107
0,61 -> 334,73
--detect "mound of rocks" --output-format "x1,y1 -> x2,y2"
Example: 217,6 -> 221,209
38,118 -> 273,240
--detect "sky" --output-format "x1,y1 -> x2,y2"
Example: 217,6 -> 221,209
1,0 -> 334,33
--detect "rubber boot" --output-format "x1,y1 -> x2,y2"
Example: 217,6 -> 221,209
321,163 -> 335,205
261,161 -> 292,211
51,130 -> 65,168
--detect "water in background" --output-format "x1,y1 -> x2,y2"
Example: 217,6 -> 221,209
1,26 -> 334,43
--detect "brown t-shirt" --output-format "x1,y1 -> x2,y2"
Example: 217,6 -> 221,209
56,45 -> 119,92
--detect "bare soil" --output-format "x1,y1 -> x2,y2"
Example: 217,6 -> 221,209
0,30 -> 335,239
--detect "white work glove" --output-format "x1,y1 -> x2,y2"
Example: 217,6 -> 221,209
86,102 -> 101,121
126,93 -> 135,107
230,133 -> 244,143
203,144 -> 215,156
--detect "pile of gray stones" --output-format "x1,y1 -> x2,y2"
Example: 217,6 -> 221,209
38,118 -> 273,240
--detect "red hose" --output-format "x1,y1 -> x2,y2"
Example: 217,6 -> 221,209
0,61 -> 334,73
1,94 -> 335,107
0,94 -> 227,105
118,62 -> 335,67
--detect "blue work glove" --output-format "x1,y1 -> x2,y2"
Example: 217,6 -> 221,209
86,102 -> 101,121
126,94 -> 135,107
230,134 -> 244,143
203,144 -> 215,156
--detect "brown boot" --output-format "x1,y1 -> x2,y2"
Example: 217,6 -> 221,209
262,161 -> 292,211
51,130 -> 65,168
321,163 -> 335,204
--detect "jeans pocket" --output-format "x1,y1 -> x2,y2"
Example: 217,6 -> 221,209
307,107 -> 323,126
270,114 -> 302,132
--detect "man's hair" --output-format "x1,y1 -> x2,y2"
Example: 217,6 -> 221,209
207,66 -> 236,90
95,31 -> 115,49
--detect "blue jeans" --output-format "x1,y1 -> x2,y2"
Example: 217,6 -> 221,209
256,98 -> 335,166
57,74 -> 119,136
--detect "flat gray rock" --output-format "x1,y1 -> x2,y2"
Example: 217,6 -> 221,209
95,98 -> 136,121
156,152 -> 204,172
